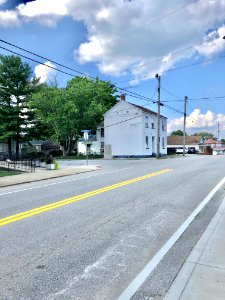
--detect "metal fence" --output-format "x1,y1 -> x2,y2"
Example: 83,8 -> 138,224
0,158 -> 36,172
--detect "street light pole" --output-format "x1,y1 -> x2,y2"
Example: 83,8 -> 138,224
155,74 -> 161,159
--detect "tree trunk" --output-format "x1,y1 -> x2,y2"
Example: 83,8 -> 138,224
8,137 -> 12,158
16,132 -> 20,157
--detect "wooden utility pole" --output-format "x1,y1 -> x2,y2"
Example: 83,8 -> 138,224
155,74 -> 161,159
183,96 -> 187,156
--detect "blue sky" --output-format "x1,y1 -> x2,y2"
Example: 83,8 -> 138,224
0,0 -> 225,137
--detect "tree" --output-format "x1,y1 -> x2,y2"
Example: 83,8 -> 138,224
193,132 -> 214,138
30,77 -> 118,155
0,55 -> 39,156
170,130 -> 187,136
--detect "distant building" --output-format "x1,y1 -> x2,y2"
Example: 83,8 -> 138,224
0,140 -> 20,154
167,136 -> 201,151
77,122 -> 104,155
199,138 -> 225,155
104,98 -> 167,158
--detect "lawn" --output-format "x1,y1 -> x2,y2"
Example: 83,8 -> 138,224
0,168 -> 21,177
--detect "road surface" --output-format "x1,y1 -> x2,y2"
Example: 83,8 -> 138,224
0,155 -> 225,299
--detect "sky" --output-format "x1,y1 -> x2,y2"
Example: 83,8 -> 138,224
0,0 -> 225,137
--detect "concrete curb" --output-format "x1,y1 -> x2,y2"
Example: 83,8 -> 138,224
0,166 -> 102,188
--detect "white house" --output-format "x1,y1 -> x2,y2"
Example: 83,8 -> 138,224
104,99 -> 167,158
77,122 -> 104,155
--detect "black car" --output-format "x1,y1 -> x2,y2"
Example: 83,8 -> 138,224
188,147 -> 197,154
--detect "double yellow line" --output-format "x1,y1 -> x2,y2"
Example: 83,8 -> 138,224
0,168 -> 173,227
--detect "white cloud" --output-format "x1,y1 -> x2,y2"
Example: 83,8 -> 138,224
0,10 -> 20,27
195,25 -> 225,57
0,0 -> 7,5
72,0 -> 225,78
17,0 -> 69,27
168,109 -> 225,136
1,0 -> 225,78
34,61 -> 57,83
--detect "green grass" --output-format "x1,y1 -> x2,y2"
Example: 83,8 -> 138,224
0,168 -> 21,177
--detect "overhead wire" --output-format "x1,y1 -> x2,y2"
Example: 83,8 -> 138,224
0,44 -> 151,103
116,53 -> 225,85
102,1 -> 195,46
0,40 -> 215,130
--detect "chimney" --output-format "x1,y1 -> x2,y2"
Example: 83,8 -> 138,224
120,93 -> 126,101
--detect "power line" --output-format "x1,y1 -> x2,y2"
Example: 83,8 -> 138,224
0,40 -> 216,130
117,53 -> 225,85
160,95 -> 225,102
0,44 -> 151,103
0,39 -> 89,78
103,1 -> 195,46
160,85 -> 182,99
125,35 -> 217,73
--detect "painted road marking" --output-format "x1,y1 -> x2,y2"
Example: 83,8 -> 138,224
0,169 -> 172,227
117,175 -> 225,300
0,167 -> 132,197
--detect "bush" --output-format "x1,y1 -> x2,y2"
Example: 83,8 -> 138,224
36,151 -> 45,158
50,150 -> 63,157
46,155 -> 54,164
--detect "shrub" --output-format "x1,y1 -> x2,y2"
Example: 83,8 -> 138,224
46,155 -> 54,164
50,150 -> 63,157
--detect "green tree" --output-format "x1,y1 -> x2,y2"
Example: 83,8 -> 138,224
0,55 -> 39,156
193,132 -> 214,138
170,130 -> 187,136
31,77 -> 118,155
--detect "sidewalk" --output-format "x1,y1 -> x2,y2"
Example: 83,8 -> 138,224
0,165 -> 101,188
164,196 -> 225,300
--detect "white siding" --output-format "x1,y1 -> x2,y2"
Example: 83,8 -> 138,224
104,101 -> 167,157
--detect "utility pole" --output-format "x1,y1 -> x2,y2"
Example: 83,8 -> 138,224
218,122 -> 220,141
155,74 -> 161,159
183,96 -> 187,156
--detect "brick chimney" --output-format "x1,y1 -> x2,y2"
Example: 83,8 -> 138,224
120,93 -> 126,101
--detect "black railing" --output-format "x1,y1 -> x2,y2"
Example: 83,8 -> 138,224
0,158 -> 36,172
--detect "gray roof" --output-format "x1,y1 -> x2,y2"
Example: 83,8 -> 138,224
129,102 -> 167,119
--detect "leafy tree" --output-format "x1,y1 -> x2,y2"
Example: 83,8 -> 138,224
193,132 -> 214,138
170,130 -> 187,136
221,139 -> 225,143
30,77 -> 118,155
0,55 -> 39,156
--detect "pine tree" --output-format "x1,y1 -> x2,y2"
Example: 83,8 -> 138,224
0,55 -> 39,156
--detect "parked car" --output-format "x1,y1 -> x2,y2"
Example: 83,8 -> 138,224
176,147 -> 188,154
167,147 -> 176,155
188,147 -> 197,154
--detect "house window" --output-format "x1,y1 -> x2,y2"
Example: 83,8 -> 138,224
101,142 -> 104,154
151,121 -> 155,129
100,128 -> 104,138
162,122 -> 165,131
145,136 -> 149,149
145,116 -> 149,128
162,137 -> 165,149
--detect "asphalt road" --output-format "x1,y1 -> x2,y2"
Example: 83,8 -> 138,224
0,155 -> 225,300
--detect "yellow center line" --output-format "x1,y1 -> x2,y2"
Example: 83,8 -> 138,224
0,168 -> 173,227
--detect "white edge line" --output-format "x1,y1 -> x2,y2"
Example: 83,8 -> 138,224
0,167 -> 131,196
117,175 -> 225,300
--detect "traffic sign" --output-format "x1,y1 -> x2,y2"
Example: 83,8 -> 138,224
81,130 -> 91,133
83,132 -> 89,141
